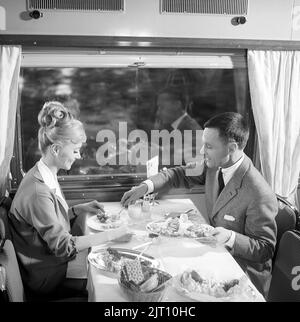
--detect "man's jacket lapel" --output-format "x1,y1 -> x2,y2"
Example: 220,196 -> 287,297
208,156 -> 250,219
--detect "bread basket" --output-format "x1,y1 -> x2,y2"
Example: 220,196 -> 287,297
118,266 -> 172,302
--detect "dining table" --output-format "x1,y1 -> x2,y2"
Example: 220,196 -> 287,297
85,198 -> 265,302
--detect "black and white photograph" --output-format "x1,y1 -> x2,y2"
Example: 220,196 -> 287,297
0,0 -> 300,306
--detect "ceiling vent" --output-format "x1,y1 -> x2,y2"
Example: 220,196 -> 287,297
27,0 -> 125,12
160,0 -> 248,15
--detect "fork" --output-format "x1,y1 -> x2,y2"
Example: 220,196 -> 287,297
184,208 -> 195,214
118,207 -> 125,215
132,241 -> 153,251
136,242 -> 153,260
165,208 -> 195,219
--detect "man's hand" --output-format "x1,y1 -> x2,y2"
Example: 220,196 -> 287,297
206,227 -> 232,245
74,200 -> 105,217
120,184 -> 148,207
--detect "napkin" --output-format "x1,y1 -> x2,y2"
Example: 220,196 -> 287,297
123,259 -> 144,284
66,249 -> 89,279
146,156 -> 158,178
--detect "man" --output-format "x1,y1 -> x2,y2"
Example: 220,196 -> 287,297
154,87 -> 202,132
121,112 -> 278,297
153,87 -> 203,168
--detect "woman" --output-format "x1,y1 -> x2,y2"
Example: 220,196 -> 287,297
9,101 -> 127,300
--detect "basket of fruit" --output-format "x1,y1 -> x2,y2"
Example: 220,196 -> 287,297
118,259 -> 172,302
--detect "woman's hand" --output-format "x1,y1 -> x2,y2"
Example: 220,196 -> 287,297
73,200 -> 105,217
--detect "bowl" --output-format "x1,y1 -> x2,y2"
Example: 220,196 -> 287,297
118,266 -> 172,302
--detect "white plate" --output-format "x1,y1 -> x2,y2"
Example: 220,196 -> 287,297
172,273 -> 262,302
146,220 -> 214,238
86,215 -> 125,231
88,247 -> 160,273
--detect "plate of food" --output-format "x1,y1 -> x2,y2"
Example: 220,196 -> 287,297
86,212 -> 125,231
88,247 -> 160,274
146,214 -> 214,238
173,269 -> 263,302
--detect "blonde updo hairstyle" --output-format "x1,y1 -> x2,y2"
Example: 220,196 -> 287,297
38,101 -> 86,154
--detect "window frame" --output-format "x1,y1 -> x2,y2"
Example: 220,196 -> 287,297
10,48 -> 255,200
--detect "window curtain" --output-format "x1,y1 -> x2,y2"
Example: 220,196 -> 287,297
0,46 -> 21,196
248,50 -> 300,208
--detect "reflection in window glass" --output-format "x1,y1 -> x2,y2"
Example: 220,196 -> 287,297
19,67 -> 250,177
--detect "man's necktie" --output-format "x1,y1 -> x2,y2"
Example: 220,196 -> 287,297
218,168 -> 225,196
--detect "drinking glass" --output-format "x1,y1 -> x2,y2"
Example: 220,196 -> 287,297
128,200 -> 143,222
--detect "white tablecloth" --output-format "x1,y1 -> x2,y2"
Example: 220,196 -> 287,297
86,199 -> 265,302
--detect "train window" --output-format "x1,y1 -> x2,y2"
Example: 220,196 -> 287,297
12,50 -> 253,194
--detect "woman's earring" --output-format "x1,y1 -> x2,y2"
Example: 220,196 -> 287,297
50,144 -> 59,156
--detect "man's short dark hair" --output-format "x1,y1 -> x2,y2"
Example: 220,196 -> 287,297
204,112 -> 249,149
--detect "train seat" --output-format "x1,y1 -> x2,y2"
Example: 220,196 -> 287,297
0,196 -> 25,302
268,230 -> 300,302
0,239 -> 26,302
274,194 -> 299,261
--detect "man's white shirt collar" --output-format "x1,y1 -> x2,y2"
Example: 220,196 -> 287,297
220,153 -> 245,186
171,112 -> 187,130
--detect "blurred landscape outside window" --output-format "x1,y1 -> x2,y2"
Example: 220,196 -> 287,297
18,66 -> 251,179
